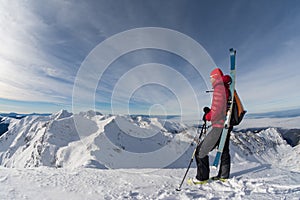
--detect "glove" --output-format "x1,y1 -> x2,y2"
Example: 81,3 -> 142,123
203,107 -> 210,114
202,107 -> 210,122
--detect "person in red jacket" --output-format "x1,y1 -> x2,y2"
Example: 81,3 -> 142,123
193,68 -> 232,184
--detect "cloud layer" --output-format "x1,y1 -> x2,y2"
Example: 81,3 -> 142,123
1,0 -> 300,115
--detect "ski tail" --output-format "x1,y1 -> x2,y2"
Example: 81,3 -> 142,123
213,151 -> 222,167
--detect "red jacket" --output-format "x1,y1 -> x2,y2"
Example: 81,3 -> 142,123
205,75 -> 231,128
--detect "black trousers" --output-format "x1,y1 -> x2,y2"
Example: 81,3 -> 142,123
195,127 -> 232,181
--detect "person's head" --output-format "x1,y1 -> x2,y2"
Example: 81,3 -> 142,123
210,68 -> 223,83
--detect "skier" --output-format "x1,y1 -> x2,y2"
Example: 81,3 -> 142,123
193,68 -> 232,184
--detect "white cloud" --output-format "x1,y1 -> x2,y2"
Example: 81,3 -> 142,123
0,1 -> 77,106
237,36 -> 300,113
110,63 -> 209,116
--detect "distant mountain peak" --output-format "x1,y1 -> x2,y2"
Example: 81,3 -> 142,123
52,109 -> 73,120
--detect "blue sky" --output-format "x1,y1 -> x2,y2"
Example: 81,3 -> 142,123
0,0 -> 300,116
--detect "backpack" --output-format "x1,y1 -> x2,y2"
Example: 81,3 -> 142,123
230,90 -> 246,126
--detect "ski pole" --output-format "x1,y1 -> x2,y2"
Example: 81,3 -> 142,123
176,121 -> 207,191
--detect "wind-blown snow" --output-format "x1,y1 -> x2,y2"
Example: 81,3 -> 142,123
0,110 -> 299,199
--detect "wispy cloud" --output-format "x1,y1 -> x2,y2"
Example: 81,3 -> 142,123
0,1 -> 76,104
237,36 -> 300,113
1,1 -> 193,113
108,63 -> 207,115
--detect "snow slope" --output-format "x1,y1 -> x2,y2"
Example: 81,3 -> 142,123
0,164 -> 300,199
0,110 -> 300,199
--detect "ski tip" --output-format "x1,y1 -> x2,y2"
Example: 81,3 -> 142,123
229,48 -> 236,55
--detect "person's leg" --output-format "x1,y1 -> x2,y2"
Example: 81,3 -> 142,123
195,127 -> 223,181
198,127 -> 223,158
217,127 -> 232,179
195,146 -> 209,181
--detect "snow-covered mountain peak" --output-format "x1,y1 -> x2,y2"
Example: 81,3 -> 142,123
77,110 -> 103,119
51,109 -> 72,120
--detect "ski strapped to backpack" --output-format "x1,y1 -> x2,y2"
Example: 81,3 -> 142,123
213,48 -> 238,168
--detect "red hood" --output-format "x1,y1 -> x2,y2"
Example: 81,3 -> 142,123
212,75 -> 232,88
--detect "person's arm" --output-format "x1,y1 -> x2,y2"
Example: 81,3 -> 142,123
205,84 -> 227,122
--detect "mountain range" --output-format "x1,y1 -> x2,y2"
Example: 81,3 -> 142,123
0,110 -> 299,170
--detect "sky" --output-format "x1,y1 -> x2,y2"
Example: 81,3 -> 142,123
0,0 -> 300,117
